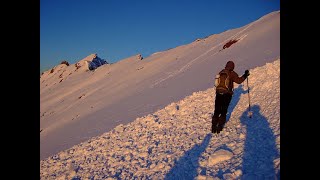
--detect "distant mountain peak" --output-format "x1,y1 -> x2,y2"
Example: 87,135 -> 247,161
82,53 -> 98,61
76,53 -> 108,71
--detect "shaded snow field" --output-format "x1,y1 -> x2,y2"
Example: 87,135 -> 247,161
40,59 -> 280,179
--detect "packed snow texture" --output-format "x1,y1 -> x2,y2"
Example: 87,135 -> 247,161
40,59 -> 280,180
40,11 -> 280,160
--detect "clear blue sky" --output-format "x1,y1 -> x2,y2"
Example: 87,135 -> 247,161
40,0 -> 280,72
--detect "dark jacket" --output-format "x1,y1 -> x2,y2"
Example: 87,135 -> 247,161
224,61 -> 246,94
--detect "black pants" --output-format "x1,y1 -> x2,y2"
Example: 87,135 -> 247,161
212,92 -> 232,131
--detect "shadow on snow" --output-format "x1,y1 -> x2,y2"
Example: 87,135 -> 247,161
240,105 -> 280,179
164,133 -> 212,180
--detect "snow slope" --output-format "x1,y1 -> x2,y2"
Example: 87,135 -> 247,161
40,59 -> 280,179
40,11 -> 280,160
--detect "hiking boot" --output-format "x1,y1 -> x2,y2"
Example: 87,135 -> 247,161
211,124 -> 216,133
217,116 -> 226,132
212,116 -> 219,133
217,124 -> 223,133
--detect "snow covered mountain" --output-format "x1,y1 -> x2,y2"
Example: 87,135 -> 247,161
40,53 -> 108,86
40,59 -> 280,179
40,10 -> 280,161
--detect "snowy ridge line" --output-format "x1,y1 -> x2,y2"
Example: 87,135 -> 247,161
40,59 -> 280,179
150,14 -> 261,88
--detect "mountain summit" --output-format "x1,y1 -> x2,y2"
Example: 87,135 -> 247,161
75,53 -> 108,71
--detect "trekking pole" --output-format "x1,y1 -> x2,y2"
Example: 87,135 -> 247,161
247,77 -> 252,118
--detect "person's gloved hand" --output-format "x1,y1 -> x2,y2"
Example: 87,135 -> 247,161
244,70 -> 250,78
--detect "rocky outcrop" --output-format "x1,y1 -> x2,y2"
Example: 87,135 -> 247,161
74,54 -> 108,71
136,54 -> 143,60
223,39 -> 238,49
60,60 -> 70,66
87,54 -> 108,70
